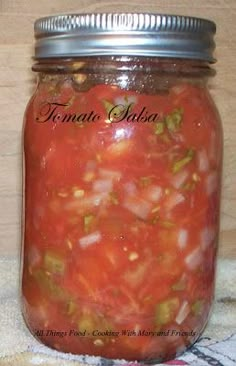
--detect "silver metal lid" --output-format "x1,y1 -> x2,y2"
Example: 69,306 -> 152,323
34,13 -> 216,62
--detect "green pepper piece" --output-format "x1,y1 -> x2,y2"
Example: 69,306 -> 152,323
165,108 -> 183,133
154,122 -> 165,135
172,149 -> 195,174
172,279 -> 186,291
182,182 -> 196,191
155,297 -> 180,325
159,220 -> 175,228
78,315 -> 95,333
83,214 -> 95,233
66,300 -> 77,316
44,251 -> 65,275
191,300 -> 204,316
109,192 -> 119,205
34,270 -> 65,300
103,100 -> 115,115
139,176 -> 152,187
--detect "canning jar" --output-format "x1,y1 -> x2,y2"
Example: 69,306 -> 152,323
21,13 -> 223,363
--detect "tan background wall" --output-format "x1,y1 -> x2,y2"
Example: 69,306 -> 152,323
0,0 -> 235,258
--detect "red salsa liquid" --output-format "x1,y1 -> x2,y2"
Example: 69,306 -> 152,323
22,79 -> 222,362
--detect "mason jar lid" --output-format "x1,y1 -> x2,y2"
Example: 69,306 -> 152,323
34,13 -> 216,62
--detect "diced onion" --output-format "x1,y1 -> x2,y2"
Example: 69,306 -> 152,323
85,160 -> 97,172
65,193 -> 107,211
185,247 -> 203,271
99,168 -> 122,181
128,252 -> 139,261
93,339 -> 104,347
206,171 -> 218,196
171,84 -> 188,96
83,193 -> 107,207
144,185 -> 162,203
28,245 -> 41,268
123,181 -> 137,196
93,179 -> 113,193
79,231 -> 102,249
107,140 -> 132,157
175,300 -> 190,325
83,171 -> 95,182
172,170 -> 189,189
178,229 -> 188,249
123,262 -> 149,289
197,149 -> 209,172
165,192 -> 185,211
123,196 -> 152,220
115,95 -> 137,105
200,226 -> 216,251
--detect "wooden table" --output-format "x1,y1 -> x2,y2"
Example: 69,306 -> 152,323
0,0 -> 235,258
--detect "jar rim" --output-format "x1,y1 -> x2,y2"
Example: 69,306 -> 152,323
34,13 -> 216,63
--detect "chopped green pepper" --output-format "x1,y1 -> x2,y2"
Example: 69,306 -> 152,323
154,108 -> 183,136
66,300 -> 77,316
139,176 -> 152,187
182,182 -> 196,191
109,192 -> 119,205
150,215 -> 160,225
124,95 -> 129,103
165,108 -> 183,133
78,315 -> 95,333
44,251 -> 65,275
102,100 -> 115,115
154,122 -> 165,135
172,149 -> 195,174
34,270 -> 65,300
159,220 -> 175,228
191,299 -> 204,316
155,297 -> 180,325
171,279 -> 186,291
83,214 -> 95,233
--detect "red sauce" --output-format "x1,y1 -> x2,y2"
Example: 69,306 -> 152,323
22,80 -> 222,361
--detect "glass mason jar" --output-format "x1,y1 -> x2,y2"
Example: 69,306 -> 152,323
21,13 -> 223,363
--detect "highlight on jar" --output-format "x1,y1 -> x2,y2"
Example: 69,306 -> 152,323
21,13 -> 223,363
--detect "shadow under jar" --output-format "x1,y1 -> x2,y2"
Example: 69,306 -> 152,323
21,13 -> 223,363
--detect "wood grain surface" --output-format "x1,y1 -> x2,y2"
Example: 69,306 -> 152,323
0,0 -> 235,257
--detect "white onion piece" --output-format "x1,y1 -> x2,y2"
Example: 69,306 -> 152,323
93,179 -> 113,193
172,170 -> 189,189
98,168 -> 122,181
85,160 -> 97,171
171,84 -> 187,96
200,226 -> 216,251
197,149 -> 209,172
171,133 -> 185,144
28,245 -> 41,268
185,247 -> 203,271
123,181 -> 137,196
82,193 -> 107,207
115,95 -> 137,105
165,192 -> 185,211
206,171 -> 218,196
175,300 -> 190,325
144,185 -> 162,203
79,231 -> 102,249
178,229 -> 188,249
65,193 -> 107,211
123,197 -> 152,220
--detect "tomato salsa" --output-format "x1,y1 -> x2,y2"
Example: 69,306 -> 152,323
22,75 -> 222,361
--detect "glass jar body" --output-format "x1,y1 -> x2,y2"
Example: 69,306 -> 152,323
21,57 -> 223,362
